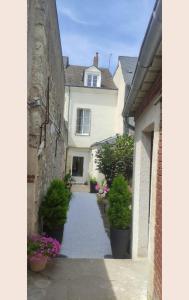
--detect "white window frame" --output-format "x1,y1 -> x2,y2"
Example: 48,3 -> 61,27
75,108 -> 91,136
87,74 -> 98,87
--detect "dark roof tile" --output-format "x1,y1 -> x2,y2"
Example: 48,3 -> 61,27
64,65 -> 117,90
119,56 -> 138,85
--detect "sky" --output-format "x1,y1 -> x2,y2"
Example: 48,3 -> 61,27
56,0 -> 156,73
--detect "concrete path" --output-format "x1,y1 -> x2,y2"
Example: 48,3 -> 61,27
71,184 -> 90,193
60,192 -> 112,258
28,258 -> 149,300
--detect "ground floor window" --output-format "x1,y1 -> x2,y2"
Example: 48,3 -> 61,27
72,156 -> 84,177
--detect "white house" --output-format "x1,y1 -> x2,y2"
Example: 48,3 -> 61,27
113,56 -> 137,135
63,53 -> 118,183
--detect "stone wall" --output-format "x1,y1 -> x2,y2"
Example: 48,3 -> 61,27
27,0 -> 67,234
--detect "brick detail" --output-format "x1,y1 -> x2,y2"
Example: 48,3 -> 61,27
135,73 -> 162,119
153,104 -> 162,300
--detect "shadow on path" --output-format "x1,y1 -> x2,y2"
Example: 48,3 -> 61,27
28,258 -> 149,300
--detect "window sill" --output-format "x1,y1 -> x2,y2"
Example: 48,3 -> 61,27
75,133 -> 90,136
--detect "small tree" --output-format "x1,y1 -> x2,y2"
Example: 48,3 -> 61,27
95,134 -> 134,186
39,179 -> 71,230
108,175 -> 132,229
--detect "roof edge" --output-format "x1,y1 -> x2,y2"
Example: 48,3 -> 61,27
123,0 -> 162,117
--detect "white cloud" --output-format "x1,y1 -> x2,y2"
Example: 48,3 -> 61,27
58,5 -> 99,26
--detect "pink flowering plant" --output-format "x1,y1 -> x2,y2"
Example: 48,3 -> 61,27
95,179 -> 109,199
27,235 -> 61,262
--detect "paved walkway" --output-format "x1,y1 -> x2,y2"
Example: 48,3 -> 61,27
60,192 -> 112,258
28,258 -> 149,300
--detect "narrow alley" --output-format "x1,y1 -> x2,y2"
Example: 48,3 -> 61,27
60,191 -> 112,258
28,187 -> 149,300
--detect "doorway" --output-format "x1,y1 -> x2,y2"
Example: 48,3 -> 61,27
137,127 -> 155,257
72,156 -> 84,177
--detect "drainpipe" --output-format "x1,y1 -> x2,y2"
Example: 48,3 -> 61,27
64,86 -> 71,174
39,76 -> 50,149
125,114 -> 135,132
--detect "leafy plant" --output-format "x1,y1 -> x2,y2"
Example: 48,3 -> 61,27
95,134 -> 134,186
63,171 -> 72,191
27,235 -> 61,262
39,179 -> 71,230
108,175 -> 132,229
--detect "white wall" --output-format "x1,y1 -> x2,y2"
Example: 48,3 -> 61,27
113,61 -> 125,134
131,95 -> 161,261
64,86 -> 118,148
66,147 -> 90,184
89,147 -> 105,183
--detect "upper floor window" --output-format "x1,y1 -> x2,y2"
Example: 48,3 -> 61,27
76,108 -> 91,135
87,74 -> 98,87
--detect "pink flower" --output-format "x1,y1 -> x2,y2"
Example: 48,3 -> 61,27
95,184 -> 100,191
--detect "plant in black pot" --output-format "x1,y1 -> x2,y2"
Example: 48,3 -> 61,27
63,171 -> 72,192
108,175 -> 132,259
89,176 -> 97,193
39,179 -> 71,243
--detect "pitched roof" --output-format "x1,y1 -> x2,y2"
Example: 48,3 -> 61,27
64,64 -> 117,90
119,56 -> 138,85
63,56 -> 69,67
91,135 -> 117,147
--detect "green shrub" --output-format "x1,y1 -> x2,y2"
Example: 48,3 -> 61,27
95,134 -> 134,186
89,176 -> 97,183
39,179 -> 71,230
108,175 -> 132,229
63,171 -> 72,191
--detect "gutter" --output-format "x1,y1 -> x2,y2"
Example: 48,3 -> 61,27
122,0 -> 162,117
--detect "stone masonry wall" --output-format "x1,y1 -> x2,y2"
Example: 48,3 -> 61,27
27,0 -> 67,234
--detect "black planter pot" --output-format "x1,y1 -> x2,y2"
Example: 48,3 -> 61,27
43,225 -> 64,244
90,182 -> 97,193
110,227 -> 130,259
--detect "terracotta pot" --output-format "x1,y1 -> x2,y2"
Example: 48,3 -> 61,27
29,255 -> 48,272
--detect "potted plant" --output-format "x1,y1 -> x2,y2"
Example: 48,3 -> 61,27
63,171 -> 72,192
27,235 -> 61,272
108,175 -> 132,258
39,179 -> 71,243
89,176 -> 97,193
95,180 -> 109,212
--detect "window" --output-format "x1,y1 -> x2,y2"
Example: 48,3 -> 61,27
72,156 -> 84,177
87,74 -> 98,87
76,108 -> 91,135
87,74 -> 92,86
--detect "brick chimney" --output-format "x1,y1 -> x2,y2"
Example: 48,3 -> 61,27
93,52 -> 99,67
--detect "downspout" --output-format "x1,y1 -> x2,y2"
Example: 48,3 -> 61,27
125,114 -> 135,132
64,85 -> 71,174
124,84 -> 135,132
39,76 -> 50,149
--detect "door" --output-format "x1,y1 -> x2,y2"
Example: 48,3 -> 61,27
72,156 -> 84,183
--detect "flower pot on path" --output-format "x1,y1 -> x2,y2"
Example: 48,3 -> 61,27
90,181 -> 97,193
110,227 -> 130,259
29,255 -> 48,272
